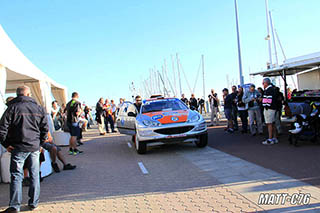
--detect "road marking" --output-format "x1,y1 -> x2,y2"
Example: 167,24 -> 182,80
138,162 -> 149,174
127,142 -> 132,148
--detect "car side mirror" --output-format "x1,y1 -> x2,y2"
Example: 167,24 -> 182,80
128,112 -> 136,117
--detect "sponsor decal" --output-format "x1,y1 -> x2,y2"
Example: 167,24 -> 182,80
166,134 -> 187,139
152,114 -> 163,120
143,110 -> 189,124
171,117 -> 179,121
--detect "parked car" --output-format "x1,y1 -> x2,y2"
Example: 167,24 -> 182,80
116,97 -> 208,154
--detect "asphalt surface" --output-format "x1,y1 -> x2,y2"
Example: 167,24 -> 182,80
207,122 -> 320,188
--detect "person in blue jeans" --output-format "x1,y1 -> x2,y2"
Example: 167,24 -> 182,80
223,88 -> 234,133
0,86 -> 48,213
103,99 -> 116,133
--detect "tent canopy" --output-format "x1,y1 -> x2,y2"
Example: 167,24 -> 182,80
0,25 -> 67,107
251,52 -> 320,77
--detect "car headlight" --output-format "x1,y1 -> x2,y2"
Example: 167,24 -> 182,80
194,122 -> 207,131
188,114 -> 200,122
142,120 -> 161,127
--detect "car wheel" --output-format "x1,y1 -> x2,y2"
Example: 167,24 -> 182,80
135,134 -> 147,154
195,133 -> 208,148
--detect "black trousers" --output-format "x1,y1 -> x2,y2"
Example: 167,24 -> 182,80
104,115 -> 114,132
238,110 -> 248,132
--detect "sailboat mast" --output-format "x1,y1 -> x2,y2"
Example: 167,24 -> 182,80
171,55 -> 177,96
269,11 -> 279,66
202,54 -> 205,100
234,0 -> 244,86
176,53 -> 182,97
265,0 -> 273,69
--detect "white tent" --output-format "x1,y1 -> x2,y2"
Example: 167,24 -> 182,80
0,25 -> 69,180
0,25 -> 68,116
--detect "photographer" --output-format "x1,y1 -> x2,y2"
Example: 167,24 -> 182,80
209,89 -> 219,126
198,98 -> 205,114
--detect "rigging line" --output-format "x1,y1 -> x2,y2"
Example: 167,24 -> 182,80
164,59 -> 176,97
0,89 -> 6,105
158,71 -> 169,97
192,57 -> 202,93
179,60 -> 193,94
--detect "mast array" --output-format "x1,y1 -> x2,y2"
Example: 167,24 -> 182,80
135,53 -> 206,100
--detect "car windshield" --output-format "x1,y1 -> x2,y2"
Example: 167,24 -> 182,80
141,99 -> 187,113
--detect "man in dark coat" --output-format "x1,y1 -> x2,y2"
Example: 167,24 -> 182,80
0,86 -> 48,213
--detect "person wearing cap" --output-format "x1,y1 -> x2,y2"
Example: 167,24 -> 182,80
261,78 -> 279,145
243,84 -> 263,136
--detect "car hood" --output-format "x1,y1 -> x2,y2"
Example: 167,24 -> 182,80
142,110 -> 189,124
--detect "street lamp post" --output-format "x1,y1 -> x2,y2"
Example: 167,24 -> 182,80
234,0 -> 244,86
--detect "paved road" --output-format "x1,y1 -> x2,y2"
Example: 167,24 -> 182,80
207,124 -> 320,187
0,126 -> 319,212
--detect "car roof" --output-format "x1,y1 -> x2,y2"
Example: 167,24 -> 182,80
143,97 -> 179,103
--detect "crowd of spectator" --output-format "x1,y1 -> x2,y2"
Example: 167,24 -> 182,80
179,78 -> 285,145
220,78 -> 284,145
95,98 -> 125,136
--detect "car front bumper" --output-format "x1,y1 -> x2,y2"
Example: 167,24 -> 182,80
136,121 -> 207,145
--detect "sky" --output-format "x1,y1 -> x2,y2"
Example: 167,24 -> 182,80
1,0 -> 320,106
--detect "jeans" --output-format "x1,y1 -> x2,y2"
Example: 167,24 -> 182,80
232,107 -> 239,129
248,109 -> 263,135
9,150 -> 40,211
238,110 -> 248,132
104,114 -> 114,132
275,110 -> 282,133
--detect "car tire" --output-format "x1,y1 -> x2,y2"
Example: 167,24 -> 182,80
135,134 -> 147,154
196,133 -> 208,148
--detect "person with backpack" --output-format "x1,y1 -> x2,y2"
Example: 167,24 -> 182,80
65,92 -> 83,155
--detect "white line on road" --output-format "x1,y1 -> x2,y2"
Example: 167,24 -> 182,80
127,142 -> 132,148
138,162 -> 149,174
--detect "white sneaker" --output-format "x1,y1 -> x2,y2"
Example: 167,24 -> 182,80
262,139 -> 274,145
272,138 -> 279,144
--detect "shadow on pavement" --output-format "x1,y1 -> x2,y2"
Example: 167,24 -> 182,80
207,123 -> 320,188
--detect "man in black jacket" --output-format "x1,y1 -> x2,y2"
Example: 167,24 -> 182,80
95,98 -> 106,135
0,86 -> 49,213
189,94 -> 198,111
231,85 -> 239,131
261,78 -> 278,145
